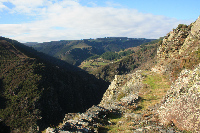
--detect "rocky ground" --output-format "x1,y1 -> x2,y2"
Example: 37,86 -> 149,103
45,104 -> 185,133
45,70 -> 185,133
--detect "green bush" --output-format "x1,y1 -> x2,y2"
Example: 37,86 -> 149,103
177,24 -> 188,29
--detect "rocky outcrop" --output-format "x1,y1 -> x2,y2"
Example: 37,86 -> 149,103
47,70 -> 145,132
46,105 -> 121,133
190,16 -> 200,38
158,64 -> 200,132
155,16 -> 200,132
99,70 -> 143,110
153,16 -> 200,80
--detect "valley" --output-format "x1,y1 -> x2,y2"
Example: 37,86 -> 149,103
42,17 -> 200,132
0,16 -> 200,133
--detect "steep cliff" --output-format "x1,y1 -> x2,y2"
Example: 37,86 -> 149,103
156,16 -> 200,132
152,16 -> 200,81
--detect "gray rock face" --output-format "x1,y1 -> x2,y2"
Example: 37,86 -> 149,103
191,16 -> 200,37
120,94 -> 138,105
99,70 -> 143,110
158,62 -> 200,132
152,16 -> 200,81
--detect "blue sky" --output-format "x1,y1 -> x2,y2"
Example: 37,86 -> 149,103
0,0 -> 199,42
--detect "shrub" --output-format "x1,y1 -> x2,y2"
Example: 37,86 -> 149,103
177,24 -> 188,29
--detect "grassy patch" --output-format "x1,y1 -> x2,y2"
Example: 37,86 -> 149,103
137,71 -> 171,112
98,112 -> 127,132
98,71 -> 171,132
97,62 -> 109,65
79,60 -> 109,72
117,92 -> 126,101
102,117 -> 126,133
71,43 -> 91,49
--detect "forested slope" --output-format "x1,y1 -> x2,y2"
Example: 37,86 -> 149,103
32,38 -> 154,66
0,37 -> 109,132
91,39 -> 162,82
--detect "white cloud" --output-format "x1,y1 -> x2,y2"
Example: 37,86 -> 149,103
0,2 -> 9,11
0,0 -> 193,42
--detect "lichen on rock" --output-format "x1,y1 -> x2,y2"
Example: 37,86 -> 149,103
98,70 -> 144,110
158,64 -> 200,132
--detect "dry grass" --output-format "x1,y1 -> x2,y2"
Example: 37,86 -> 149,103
102,117 -> 133,133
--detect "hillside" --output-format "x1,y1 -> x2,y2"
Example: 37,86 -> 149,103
90,39 -> 161,82
30,38 -> 154,66
0,37 -> 109,132
47,16 -> 200,132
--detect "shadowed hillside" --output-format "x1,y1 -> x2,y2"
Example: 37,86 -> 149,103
0,37 -> 109,132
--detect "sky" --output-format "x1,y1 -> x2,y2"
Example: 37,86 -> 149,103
0,0 -> 199,43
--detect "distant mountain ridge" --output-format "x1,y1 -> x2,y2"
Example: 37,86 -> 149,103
30,38 -> 155,66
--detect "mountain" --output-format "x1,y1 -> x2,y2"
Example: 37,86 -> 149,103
47,16 -> 200,132
0,37 -> 109,132
30,38 -> 155,66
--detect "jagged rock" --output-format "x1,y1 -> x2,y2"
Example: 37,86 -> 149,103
150,16 -> 200,132
120,94 -> 138,105
152,16 -> 200,82
191,16 -> 200,37
124,113 -> 142,121
158,64 -> 200,132
99,70 -> 143,110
